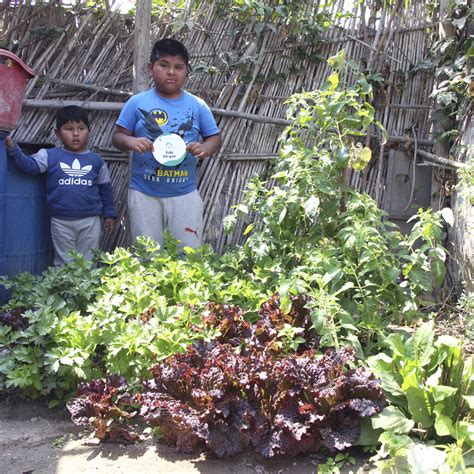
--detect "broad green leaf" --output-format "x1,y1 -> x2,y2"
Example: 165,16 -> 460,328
357,417 -> 381,446
278,207 -> 287,224
333,281 -> 355,296
279,294 -> 292,314
321,267 -> 342,287
431,259 -> 446,288
462,395 -> 474,409
378,430 -> 413,451
271,171 -> 288,179
406,322 -> 435,367
302,196 -> 320,220
426,367 -> 442,387
243,224 -> 254,236
368,354 -> 405,401
327,50 -> 346,69
435,334 -> 462,349
234,204 -> 249,214
454,420 -> 474,447
431,385 -> 458,402
463,354 -> 474,380
406,443 -> 447,474
372,406 -> 415,434
327,71 -> 339,91
73,366 -> 87,378
384,333 -> 407,358
400,363 -> 422,391
409,268 -> 433,291
406,387 -> 433,428
433,404 -> 454,437
463,355 -> 474,378
356,78 -> 372,95
435,335 -> 462,360
343,333 -> 364,359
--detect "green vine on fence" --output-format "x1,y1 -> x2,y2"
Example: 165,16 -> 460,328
412,1 -> 473,144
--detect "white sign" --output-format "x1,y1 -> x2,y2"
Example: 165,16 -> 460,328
152,133 -> 186,167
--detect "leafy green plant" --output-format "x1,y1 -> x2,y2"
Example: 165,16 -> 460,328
367,322 -> 473,472
457,160 -> 474,207
215,0 -> 335,42
224,50 -> 448,356
1,254 -> 100,312
457,290 -> 474,342
225,50 -> 383,266
403,209 -> 448,295
0,238 -> 267,402
412,2 -> 473,143
275,323 -> 305,353
318,452 -> 357,474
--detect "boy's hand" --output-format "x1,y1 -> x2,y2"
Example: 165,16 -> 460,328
187,142 -> 211,160
104,217 -> 116,234
5,136 -> 14,149
187,134 -> 221,160
126,137 -> 153,154
112,126 -> 154,154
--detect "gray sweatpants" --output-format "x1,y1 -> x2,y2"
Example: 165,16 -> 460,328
50,216 -> 101,265
128,188 -> 204,249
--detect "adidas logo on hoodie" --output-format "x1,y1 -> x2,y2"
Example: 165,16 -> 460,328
58,159 -> 93,186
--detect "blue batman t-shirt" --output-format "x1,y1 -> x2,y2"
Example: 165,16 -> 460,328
116,89 -> 219,197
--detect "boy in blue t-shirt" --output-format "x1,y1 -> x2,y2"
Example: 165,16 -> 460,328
112,37 -> 221,249
6,106 -> 117,265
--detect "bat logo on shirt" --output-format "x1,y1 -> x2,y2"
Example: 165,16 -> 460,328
139,108 -> 168,140
151,109 -> 168,126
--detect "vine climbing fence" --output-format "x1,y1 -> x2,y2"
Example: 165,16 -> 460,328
0,0 -> 466,256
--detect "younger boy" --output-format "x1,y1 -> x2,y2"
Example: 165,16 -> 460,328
112,37 -> 221,249
6,105 -> 117,265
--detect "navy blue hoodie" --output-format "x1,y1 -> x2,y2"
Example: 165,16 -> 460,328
7,144 -> 116,220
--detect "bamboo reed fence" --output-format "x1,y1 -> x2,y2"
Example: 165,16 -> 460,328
0,0 -> 452,254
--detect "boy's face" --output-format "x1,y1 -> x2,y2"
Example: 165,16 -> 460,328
56,120 -> 89,152
149,54 -> 188,99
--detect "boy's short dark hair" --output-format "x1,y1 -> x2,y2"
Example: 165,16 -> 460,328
56,106 -> 90,129
149,38 -> 190,67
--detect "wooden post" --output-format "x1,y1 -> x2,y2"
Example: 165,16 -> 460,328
132,0 -> 152,93
125,0 -> 152,246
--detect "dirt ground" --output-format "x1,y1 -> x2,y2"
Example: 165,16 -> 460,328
0,395 -> 370,474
